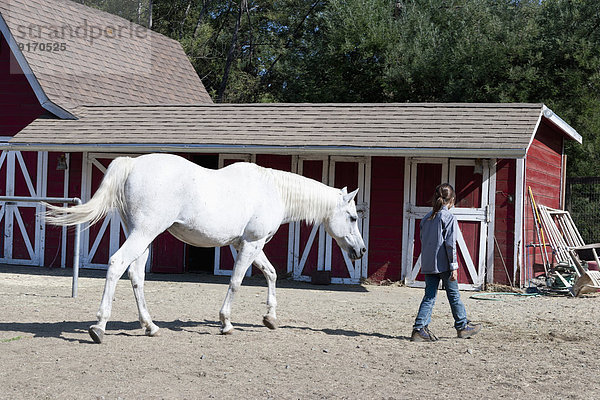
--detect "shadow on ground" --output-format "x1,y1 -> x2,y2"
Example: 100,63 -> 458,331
0,318 -> 407,344
0,319 -> 220,344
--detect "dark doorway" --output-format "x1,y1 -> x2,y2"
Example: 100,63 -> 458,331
186,154 -> 219,273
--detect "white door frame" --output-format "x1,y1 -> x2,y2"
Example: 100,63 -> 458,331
291,156 -> 329,282
402,158 -> 491,290
0,150 -> 47,266
402,158 -> 448,286
325,156 -> 371,284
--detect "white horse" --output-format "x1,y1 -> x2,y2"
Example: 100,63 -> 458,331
45,153 -> 366,343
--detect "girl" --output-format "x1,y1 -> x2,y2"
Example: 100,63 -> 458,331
411,183 -> 481,342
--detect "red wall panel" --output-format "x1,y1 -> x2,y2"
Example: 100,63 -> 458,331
0,34 -> 45,135
367,157 -> 404,282
62,152 -> 83,268
494,159 -> 516,285
524,120 -> 565,275
415,163 -> 442,207
44,152 -> 69,267
330,161 -> 358,279
455,165 -> 482,208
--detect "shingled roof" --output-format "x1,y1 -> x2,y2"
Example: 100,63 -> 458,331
9,103 -> 581,157
0,0 -> 211,117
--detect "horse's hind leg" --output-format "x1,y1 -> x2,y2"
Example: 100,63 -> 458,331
89,233 -> 153,344
252,251 -> 278,329
219,239 -> 264,334
128,247 -> 159,337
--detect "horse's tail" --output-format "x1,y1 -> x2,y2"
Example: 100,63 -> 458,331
45,157 -> 136,227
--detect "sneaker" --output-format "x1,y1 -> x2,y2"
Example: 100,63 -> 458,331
457,323 -> 482,339
411,326 -> 439,342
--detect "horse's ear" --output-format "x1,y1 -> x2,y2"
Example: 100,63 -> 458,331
343,188 -> 359,203
341,187 -> 348,195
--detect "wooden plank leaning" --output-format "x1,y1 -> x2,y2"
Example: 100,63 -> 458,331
537,204 -> 600,296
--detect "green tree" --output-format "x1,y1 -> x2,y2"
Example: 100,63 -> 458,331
385,0 -> 542,102
150,0 -> 328,102
266,0 -> 396,102
535,0 -> 600,176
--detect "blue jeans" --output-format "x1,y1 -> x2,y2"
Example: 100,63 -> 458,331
413,271 -> 468,330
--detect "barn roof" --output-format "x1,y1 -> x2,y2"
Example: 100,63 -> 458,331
8,103 -> 581,157
0,0 -> 211,119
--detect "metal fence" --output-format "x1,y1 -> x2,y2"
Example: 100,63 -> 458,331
565,177 -> 600,244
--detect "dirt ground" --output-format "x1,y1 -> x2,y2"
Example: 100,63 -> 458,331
0,265 -> 599,400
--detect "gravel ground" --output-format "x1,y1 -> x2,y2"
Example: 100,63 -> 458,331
0,265 -> 599,399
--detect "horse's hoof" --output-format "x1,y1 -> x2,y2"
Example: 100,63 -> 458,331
145,324 -> 160,337
263,315 -> 278,330
220,325 -> 234,335
89,326 -> 104,344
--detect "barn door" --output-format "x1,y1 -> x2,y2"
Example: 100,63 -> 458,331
403,158 -> 490,290
213,154 -> 255,277
325,157 -> 371,284
291,156 -> 371,284
81,153 -> 131,270
0,151 -> 47,265
291,157 -> 329,281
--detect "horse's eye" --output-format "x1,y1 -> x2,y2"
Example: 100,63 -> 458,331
350,215 -> 358,222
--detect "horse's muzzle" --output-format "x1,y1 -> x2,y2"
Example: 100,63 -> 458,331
349,246 -> 367,260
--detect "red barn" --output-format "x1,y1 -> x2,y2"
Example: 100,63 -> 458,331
0,0 -> 211,270
0,0 -> 582,289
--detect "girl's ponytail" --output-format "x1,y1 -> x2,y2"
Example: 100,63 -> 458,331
430,183 -> 456,219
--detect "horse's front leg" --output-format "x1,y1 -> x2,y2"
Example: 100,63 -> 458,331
252,251 -> 278,329
219,239 -> 264,334
128,247 -> 159,337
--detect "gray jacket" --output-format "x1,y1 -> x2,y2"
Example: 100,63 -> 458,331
419,205 -> 459,274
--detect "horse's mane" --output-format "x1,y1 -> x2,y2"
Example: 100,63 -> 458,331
259,166 -> 339,224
